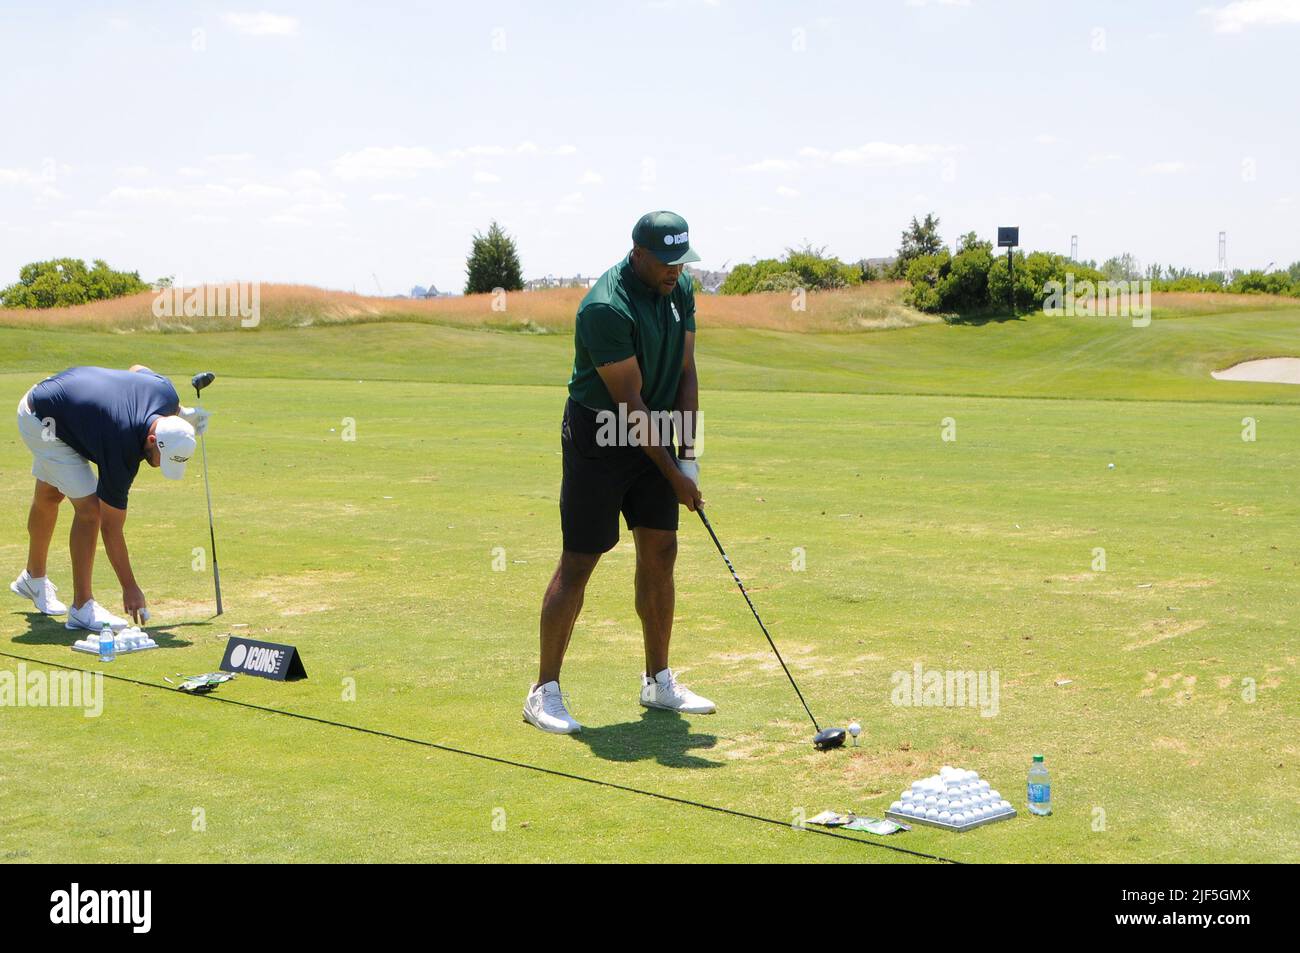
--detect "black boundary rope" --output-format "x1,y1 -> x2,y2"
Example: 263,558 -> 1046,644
1,650 -> 961,864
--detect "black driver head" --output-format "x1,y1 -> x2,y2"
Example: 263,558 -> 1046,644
191,371 -> 215,396
813,727 -> 846,751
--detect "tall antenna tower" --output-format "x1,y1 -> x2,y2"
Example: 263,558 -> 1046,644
1070,235 -> 1078,260
1218,231 -> 1227,273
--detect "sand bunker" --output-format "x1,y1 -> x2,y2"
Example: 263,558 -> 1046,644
1211,357 -> 1300,384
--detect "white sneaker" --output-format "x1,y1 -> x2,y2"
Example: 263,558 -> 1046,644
65,600 -> 129,632
11,571 -> 68,615
640,668 -> 717,714
522,680 -> 582,734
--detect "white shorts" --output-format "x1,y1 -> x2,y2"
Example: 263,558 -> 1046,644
16,390 -> 98,500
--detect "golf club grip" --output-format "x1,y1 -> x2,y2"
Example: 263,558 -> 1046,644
696,508 -> 821,731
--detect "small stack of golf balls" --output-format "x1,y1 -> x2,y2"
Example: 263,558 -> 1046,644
71,626 -> 159,655
885,765 -> 1015,831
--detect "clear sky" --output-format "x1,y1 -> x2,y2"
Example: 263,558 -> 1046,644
2,0 -> 1297,292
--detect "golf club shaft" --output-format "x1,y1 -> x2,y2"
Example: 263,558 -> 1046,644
696,507 -> 820,732
196,404 -> 223,616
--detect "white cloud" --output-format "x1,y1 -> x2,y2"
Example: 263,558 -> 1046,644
331,146 -> 446,180
739,158 -> 800,172
549,144 -> 578,156
1034,133 -> 1060,145
905,0 -> 971,7
1146,160 -> 1189,174
370,192 -> 406,203
263,213 -> 310,226
238,183 -> 289,198
222,12 -> 300,36
555,192 -> 584,214
1206,0 -> 1300,33
776,185 -> 801,198
578,170 -> 604,185
458,145 -> 507,157
288,168 -> 324,187
473,171 -> 501,184
103,185 -> 179,203
828,141 -> 957,166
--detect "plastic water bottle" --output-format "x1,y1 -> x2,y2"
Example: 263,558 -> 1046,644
1027,754 -> 1051,815
98,622 -> 116,663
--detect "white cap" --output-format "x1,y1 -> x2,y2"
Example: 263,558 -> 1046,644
154,416 -> 197,480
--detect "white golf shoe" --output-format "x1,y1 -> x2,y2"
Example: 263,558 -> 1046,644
10,571 -> 67,615
65,599 -> 129,632
522,680 -> 582,734
640,668 -> 717,714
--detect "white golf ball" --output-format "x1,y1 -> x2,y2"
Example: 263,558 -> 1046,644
988,790 -> 1001,802
890,801 -> 903,812
938,810 -> 952,821
998,799 -> 1012,811
937,797 -> 949,809
953,812 -> 968,824
924,795 -> 938,807
976,780 -> 990,791
848,722 -> 861,737
925,808 -> 940,820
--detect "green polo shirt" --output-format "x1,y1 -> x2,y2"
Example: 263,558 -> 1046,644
567,254 -> 696,412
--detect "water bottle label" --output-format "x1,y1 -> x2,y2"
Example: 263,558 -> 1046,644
1028,783 -> 1049,803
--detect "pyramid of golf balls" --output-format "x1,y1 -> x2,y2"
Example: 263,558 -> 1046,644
886,765 -> 1015,829
71,626 -> 159,655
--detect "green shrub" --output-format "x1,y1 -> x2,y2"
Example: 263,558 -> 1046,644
719,245 -> 861,294
1,258 -> 150,309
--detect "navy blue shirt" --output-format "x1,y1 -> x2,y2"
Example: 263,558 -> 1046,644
30,366 -> 180,509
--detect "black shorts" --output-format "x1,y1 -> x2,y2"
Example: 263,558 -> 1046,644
559,397 -> 678,554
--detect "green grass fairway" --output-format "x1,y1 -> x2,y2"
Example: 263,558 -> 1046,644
3,304 -> 1298,863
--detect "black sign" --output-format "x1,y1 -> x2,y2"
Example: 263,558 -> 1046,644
997,226 -> 1019,247
219,637 -> 307,681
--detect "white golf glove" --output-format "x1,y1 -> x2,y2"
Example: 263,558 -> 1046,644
179,404 -> 211,436
677,458 -> 700,484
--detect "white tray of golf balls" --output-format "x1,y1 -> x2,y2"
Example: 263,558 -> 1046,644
71,627 -> 158,655
884,766 -> 1016,832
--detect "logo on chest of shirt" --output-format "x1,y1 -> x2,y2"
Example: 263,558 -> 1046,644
670,302 -> 681,323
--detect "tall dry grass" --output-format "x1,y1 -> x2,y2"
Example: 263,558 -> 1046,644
1,280 -> 1293,336
0,281 -> 933,334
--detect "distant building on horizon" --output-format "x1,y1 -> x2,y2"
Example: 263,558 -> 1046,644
408,283 -> 450,298
523,274 -> 598,291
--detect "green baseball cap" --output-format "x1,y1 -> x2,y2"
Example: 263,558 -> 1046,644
632,210 -> 701,265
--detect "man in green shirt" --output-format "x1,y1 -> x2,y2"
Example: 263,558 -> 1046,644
524,211 -> 715,734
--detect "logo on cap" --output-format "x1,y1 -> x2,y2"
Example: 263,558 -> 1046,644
663,231 -> 689,246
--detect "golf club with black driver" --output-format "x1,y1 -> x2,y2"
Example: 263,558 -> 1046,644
696,507 -> 845,750
191,371 -> 223,615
